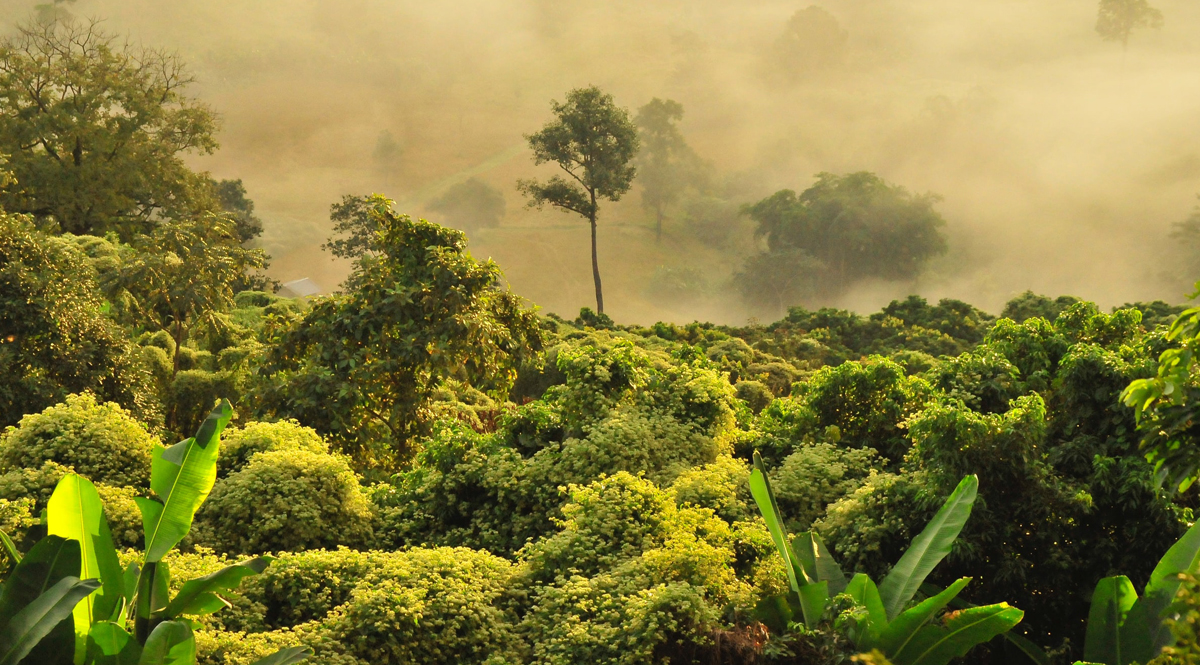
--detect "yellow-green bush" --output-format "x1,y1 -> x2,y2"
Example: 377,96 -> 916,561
0,392 -> 155,487
218,420 -> 329,478
194,547 -> 519,665
95,483 -> 145,548
668,455 -> 751,524
195,449 -> 372,554
770,442 -> 879,532
315,548 -> 520,665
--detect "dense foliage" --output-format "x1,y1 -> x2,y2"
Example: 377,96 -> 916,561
4,17 -> 1200,665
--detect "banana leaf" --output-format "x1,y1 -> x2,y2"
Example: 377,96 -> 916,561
893,603 -> 1024,665
1125,519 -> 1200,656
0,576 -> 101,665
47,473 -> 125,658
794,532 -> 847,594
87,621 -> 142,665
846,573 -> 887,648
141,401 -> 231,563
878,475 -> 978,621
161,557 -> 271,618
1084,576 -> 1138,665
138,620 -> 195,665
877,578 -> 970,657
749,451 -> 808,592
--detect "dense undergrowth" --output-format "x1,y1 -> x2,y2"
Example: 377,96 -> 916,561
6,206 -> 1200,664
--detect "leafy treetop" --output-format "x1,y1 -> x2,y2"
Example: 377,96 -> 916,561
0,16 -> 220,239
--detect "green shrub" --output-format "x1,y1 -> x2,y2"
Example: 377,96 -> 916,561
218,420 -> 329,478
375,339 -> 739,556
95,483 -> 145,549
195,630 -> 311,665
0,459 -> 71,508
0,392 -> 154,487
195,449 -> 372,554
218,548 -> 375,633
734,380 -> 773,414
139,329 -> 177,355
795,356 -> 932,462
203,547 -> 519,665
0,497 -> 35,537
770,442 -> 879,532
233,290 -> 277,308
518,473 -> 750,665
521,570 -> 723,665
668,455 -> 751,524
923,348 -> 1022,414
521,472 -> 676,583
315,547 -> 519,665
983,316 -> 1069,392
168,370 -> 240,435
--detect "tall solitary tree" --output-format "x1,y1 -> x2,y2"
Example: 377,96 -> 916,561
634,98 -> 703,242
1096,0 -> 1163,50
518,86 -> 639,314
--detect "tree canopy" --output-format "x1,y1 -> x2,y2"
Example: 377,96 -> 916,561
737,172 -> 948,314
0,16 -> 219,238
113,215 -> 268,373
254,195 -> 543,469
634,98 -> 705,242
0,215 -> 152,427
429,178 -> 505,232
1096,0 -> 1164,48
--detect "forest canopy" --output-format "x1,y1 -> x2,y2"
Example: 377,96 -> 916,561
1,4 -> 1200,665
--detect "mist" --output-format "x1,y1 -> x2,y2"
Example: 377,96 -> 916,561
10,0 -> 1200,323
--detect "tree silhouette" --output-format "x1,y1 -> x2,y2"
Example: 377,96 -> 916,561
1096,0 -> 1163,50
518,87 -> 639,314
634,98 -> 704,242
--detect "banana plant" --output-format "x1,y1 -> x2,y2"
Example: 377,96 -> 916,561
1072,518 -> 1200,665
749,451 -> 1023,665
36,400 -> 312,665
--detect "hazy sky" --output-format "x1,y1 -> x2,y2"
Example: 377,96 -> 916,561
5,0 -> 1198,323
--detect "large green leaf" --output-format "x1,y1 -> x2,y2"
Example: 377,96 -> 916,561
749,451 -> 805,591
879,475 -> 978,621
87,621 -> 142,665
161,557 -> 271,619
0,576 -> 101,665
877,578 -> 970,658
752,592 -> 800,634
893,603 -> 1023,665
0,536 -> 83,665
137,620 -> 195,665
1084,575 -> 1138,665
1125,519 -> 1200,655
248,647 -> 312,665
0,531 -> 20,567
141,401 -> 231,563
794,532 -> 846,594
846,573 -> 888,648
133,562 -> 171,643
0,536 -> 82,627
47,473 -> 124,657
798,581 -> 829,627
919,582 -> 1050,665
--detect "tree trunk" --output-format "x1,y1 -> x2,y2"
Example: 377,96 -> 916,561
590,190 -> 604,314
171,319 -> 185,376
